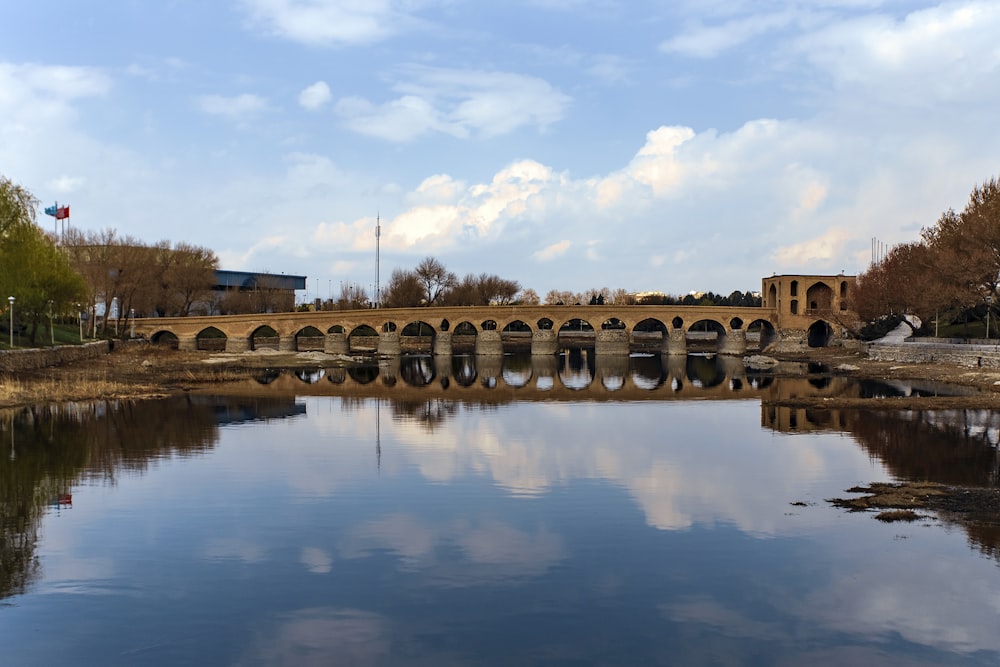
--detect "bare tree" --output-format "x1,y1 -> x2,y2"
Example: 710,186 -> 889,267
382,268 -> 424,308
414,257 -> 456,305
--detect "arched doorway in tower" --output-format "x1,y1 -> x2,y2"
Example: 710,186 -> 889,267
806,282 -> 833,313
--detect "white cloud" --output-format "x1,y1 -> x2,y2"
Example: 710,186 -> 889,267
196,93 -> 269,119
771,227 -> 852,269
0,63 -> 111,125
534,240 -> 571,261
661,11 -> 800,58
798,2 -> 1000,104
298,81 -> 332,110
335,66 -> 572,142
239,0 -> 416,46
47,175 -> 86,194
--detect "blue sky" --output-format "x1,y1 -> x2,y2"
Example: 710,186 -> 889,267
3,1 -> 999,301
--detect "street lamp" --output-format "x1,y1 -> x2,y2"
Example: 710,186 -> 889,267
987,295 -> 993,340
76,303 -> 83,343
130,308 -> 135,339
7,296 -> 14,348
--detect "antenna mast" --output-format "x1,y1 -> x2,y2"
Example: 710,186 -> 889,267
375,213 -> 381,308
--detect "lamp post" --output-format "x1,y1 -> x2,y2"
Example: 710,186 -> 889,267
7,296 -> 14,348
130,308 -> 135,339
76,303 -> 83,342
987,295 -> 993,340
48,300 -> 54,346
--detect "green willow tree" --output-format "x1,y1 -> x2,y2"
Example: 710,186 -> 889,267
0,176 -> 88,345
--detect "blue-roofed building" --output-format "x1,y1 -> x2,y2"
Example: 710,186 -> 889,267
209,270 -> 307,314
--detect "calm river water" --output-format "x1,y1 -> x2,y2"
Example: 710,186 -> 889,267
2,352 -> 1000,666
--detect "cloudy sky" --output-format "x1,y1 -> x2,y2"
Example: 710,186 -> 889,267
3,1 -> 999,300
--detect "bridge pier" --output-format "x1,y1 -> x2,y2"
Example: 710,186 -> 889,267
770,329 -> 807,353
531,355 -> 558,390
433,331 -> 453,356
596,354 -> 629,388
666,355 -> 687,389
434,355 -> 452,382
665,329 -> 687,356
379,356 -> 400,384
595,329 -> 629,355
178,336 -> 197,352
531,329 -> 558,355
719,329 -> 747,356
325,333 -> 348,355
278,335 -> 296,352
225,336 -> 250,353
377,332 -> 401,356
476,354 -> 502,384
475,330 -> 503,356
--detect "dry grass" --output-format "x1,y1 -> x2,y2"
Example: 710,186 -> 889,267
0,371 -> 166,407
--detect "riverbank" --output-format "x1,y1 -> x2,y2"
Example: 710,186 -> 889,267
4,343 -> 1000,533
6,343 -> 1000,410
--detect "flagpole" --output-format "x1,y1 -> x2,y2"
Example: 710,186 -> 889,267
375,213 -> 381,309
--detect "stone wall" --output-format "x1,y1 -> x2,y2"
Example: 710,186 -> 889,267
0,340 -> 112,372
867,341 -> 1000,368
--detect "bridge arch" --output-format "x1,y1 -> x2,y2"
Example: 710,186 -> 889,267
294,368 -> 325,383
348,325 -> 379,353
295,326 -> 324,351
348,365 -> 378,384
150,330 -> 179,348
501,355 -> 532,388
250,325 -> 278,350
808,320 -> 834,347
686,354 -> 726,388
195,326 -> 227,351
401,356 -> 435,387
401,320 -> 435,353
747,318 -> 778,351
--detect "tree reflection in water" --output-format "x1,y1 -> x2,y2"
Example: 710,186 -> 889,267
6,355 -> 1000,606
0,395 -> 303,601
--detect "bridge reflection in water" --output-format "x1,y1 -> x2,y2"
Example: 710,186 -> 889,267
233,350 -> 860,407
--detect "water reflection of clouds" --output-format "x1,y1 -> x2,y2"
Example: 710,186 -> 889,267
801,545 -> 1000,655
227,396 -> 879,536
300,547 -> 333,574
382,401 -> 879,534
236,608 -> 392,667
338,513 -> 566,584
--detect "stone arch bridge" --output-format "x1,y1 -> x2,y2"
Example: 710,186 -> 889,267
133,300 -> 851,357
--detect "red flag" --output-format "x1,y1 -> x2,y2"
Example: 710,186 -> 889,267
56,206 -> 70,219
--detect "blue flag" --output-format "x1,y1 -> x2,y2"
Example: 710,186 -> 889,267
44,205 -> 57,217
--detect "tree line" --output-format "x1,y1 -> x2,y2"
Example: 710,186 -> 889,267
0,175 -> 221,342
853,177 -> 1000,336
3,173 -> 767,345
